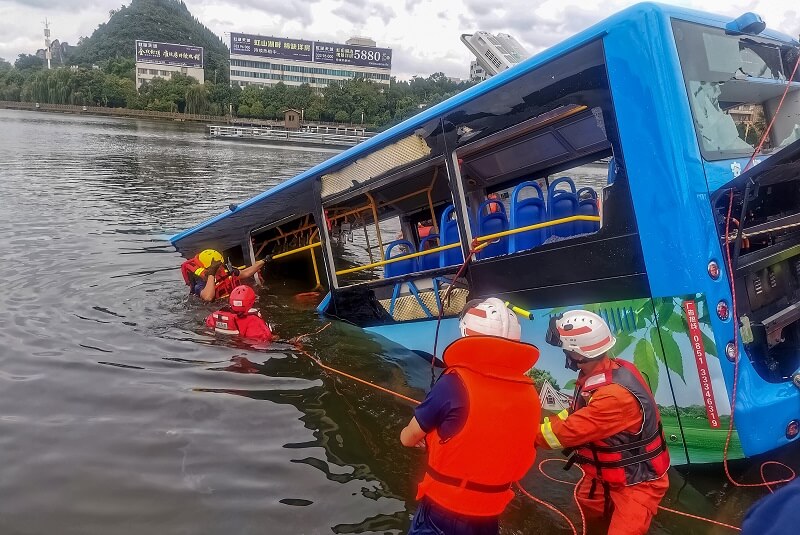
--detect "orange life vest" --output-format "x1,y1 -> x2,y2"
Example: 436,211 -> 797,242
570,360 -> 670,485
417,336 -> 541,517
180,256 -> 239,300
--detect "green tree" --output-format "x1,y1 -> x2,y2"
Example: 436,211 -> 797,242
334,110 -> 349,123
185,83 -> 208,114
526,368 -> 561,391
237,103 -> 250,117
250,101 -> 265,118
15,54 -> 44,71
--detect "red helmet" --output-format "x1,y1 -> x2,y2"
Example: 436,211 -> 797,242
229,285 -> 256,313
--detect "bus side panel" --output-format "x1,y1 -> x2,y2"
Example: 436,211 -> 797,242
651,295 -> 743,464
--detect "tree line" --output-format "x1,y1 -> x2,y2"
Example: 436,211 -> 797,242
0,55 -> 475,127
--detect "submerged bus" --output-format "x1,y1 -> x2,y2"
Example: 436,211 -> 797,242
172,3 -> 800,465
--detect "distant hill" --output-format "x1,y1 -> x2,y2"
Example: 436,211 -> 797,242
68,0 -> 229,83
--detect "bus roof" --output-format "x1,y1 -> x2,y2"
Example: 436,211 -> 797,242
170,2 -> 796,255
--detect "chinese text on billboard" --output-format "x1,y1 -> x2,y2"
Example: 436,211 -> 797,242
230,33 -> 391,70
136,40 -> 204,68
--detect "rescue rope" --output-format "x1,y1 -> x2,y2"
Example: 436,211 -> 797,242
287,324 -> 745,532
719,50 -> 800,493
723,190 -> 796,491
289,322 -> 422,405
430,240 -> 489,386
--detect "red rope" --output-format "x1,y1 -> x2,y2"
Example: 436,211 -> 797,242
743,51 -> 800,173
721,44 -> 799,491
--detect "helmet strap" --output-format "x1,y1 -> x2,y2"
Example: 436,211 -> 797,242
564,350 -> 589,371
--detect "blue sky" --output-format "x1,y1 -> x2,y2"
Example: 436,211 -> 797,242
0,0 -> 797,79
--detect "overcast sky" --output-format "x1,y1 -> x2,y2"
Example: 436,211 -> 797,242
0,0 -> 798,79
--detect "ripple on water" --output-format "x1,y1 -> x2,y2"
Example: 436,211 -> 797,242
0,108 -> 787,535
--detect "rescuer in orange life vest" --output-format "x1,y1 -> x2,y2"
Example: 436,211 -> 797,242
400,298 -> 541,535
205,285 -> 273,341
180,249 -> 270,302
538,310 -> 670,535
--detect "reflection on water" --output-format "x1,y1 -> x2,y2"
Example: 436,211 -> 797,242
0,109 -> 796,534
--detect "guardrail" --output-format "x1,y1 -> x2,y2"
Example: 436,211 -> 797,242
208,125 -> 373,147
0,100 -> 377,130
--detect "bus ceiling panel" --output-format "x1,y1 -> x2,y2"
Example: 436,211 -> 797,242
465,132 -> 571,183
463,125 -> 611,187
321,156 -> 444,207
320,131 -> 437,201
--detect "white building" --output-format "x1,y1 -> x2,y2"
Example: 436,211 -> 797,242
539,380 -> 572,412
135,40 -> 204,89
470,60 -> 487,82
229,33 -> 392,90
461,31 -> 530,78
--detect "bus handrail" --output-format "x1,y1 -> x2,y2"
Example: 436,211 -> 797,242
474,215 -> 601,243
333,214 -> 602,276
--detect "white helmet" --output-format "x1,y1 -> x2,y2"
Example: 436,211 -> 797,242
459,298 -> 522,341
546,310 -> 615,358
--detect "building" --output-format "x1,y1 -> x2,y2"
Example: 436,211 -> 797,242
469,60 -> 487,82
229,33 -> 392,90
461,31 -> 530,78
284,108 -> 302,130
135,40 -> 204,89
539,380 -> 572,412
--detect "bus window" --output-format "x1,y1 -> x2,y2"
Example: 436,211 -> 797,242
250,214 -> 325,292
673,19 -> 800,160
323,163 -> 453,286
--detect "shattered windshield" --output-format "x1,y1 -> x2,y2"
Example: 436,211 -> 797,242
673,19 -> 800,161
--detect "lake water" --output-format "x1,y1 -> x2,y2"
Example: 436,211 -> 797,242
0,108 -> 795,534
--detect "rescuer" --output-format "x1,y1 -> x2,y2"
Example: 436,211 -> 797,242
400,298 -> 541,535
538,310 -> 670,535
180,249 -> 269,302
205,285 -> 273,341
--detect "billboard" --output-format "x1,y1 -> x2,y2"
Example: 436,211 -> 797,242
230,33 -> 392,70
135,40 -> 204,68
313,41 -> 392,69
230,34 -> 313,62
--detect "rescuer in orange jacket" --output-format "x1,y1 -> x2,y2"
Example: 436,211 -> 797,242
538,310 -> 670,535
180,249 -> 270,302
205,285 -> 273,341
400,298 -> 541,535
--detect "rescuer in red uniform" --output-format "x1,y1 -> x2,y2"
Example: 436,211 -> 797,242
539,310 -> 670,535
205,285 -> 273,341
180,249 -> 269,302
400,298 -> 541,535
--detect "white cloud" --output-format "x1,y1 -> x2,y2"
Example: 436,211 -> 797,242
0,0 -> 797,79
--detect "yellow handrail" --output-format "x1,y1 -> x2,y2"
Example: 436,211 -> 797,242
271,241 -> 321,260
334,214 -> 602,276
335,242 -> 461,275
474,215 -> 601,243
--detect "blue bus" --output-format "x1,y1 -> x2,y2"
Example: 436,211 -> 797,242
172,3 -> 800,465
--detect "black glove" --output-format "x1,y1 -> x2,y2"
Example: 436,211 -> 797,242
262,255 -> 273,263
206,259 -> 223,278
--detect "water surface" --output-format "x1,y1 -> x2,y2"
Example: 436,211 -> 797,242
0,108 -> 795,534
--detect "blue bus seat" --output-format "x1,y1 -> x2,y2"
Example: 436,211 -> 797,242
477,199 -> 509,259
384,239 -> 417,278
510,181 -> 546,252
547,177 -> 579,238
418,233 -> 440,271
439,205 -> 465,268
576,187 -> 600,234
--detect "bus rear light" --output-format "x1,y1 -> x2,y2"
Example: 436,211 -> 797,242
787,420 -> 799,440
717,300 -> 730,321
708,260 -> 720,280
